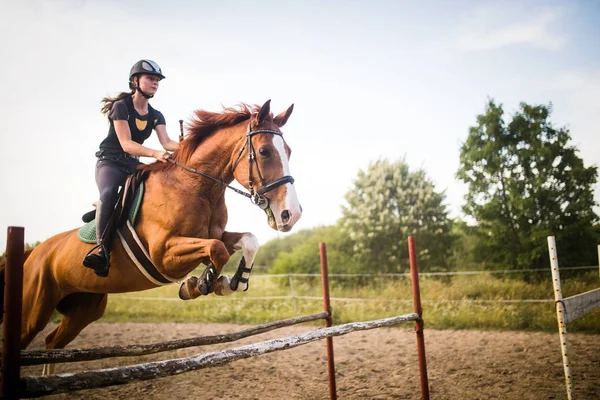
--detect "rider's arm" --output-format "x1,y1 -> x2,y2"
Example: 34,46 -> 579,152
154,124 -> 180,152
114,120 -> 169,162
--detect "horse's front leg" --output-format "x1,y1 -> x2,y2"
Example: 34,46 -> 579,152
211,231 -> 259,296
175,233 -> 258,299
161,236 -> 230,300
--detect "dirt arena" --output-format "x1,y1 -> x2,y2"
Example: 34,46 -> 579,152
23,322 -> 599,399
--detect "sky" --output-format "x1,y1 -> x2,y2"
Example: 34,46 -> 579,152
1,0 -> 599,252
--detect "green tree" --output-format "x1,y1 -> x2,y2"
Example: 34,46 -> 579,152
268,225 -> 359,274
340,159 -> 454,272
457,100 -> 598,270
254,229 -> 317,267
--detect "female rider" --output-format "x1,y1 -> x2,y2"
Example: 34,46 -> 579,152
83,59 -> 180,277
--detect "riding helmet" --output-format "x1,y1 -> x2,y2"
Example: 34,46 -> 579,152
129,59 -> 165,88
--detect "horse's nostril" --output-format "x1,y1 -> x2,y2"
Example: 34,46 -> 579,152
281,210 -> 291,223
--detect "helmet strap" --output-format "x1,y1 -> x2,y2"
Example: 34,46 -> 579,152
136,86 -> 154,99
131,75 -> 154,99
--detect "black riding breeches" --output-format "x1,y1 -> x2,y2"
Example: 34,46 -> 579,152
94,158 -> 138,246
95,160 -> 131,206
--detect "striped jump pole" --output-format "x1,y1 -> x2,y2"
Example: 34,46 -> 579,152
548,236 -> 600,400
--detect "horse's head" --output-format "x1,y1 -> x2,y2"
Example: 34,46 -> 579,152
231,100 -> 302,232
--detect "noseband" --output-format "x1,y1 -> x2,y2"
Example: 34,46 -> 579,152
168,124 -> 294,210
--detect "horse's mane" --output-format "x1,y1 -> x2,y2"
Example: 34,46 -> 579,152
141,103 -> 265,173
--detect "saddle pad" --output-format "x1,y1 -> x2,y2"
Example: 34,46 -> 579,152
77,182 -> 145,244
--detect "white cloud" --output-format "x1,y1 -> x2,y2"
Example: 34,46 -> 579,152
456,5 -> 566,52
546,68 -> 600,165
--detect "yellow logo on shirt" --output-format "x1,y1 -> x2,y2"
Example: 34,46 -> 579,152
135,118 -> 147,131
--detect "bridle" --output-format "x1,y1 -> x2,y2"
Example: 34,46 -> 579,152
167,123 -> 294,210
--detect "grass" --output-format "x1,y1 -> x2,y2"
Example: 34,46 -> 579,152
67,269 -> 600,332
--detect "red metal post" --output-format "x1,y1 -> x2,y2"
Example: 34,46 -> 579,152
319,242 -> 337,400
408,236 -> 430,400
2,226 -> 24,400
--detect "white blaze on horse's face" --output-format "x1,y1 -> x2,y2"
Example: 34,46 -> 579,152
268,135 -> 302,232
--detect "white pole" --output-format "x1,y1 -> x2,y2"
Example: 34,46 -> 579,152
548,236 -> 574,400
597,244 -> 600,282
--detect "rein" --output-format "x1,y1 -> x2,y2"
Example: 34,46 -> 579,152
167,124 -> 294,210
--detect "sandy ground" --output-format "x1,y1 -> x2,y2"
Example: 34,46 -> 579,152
22,322 -> 599,400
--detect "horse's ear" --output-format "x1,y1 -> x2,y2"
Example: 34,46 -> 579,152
274,104 -> 294,128
257,99 -> 271,125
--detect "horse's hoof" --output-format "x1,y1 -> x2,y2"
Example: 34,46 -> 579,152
198,264 -> 219,295
178,276 -> 201,300
199,280 -> 213,296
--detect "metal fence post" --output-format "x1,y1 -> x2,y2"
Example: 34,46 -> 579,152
408,236 -> 430,400
319,242 -> 337,400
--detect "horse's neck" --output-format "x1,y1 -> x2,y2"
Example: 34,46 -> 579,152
171,128 -> 242,196
195,126 -> 243,179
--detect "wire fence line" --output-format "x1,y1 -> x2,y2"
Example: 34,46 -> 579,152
259,265 -> 598,278
113,266 -> 598,304
116,295 -> 557,304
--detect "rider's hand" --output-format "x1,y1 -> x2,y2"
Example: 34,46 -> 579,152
152,150 -> 171,162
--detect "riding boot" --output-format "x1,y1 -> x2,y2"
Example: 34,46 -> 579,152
82,200 -> 113,277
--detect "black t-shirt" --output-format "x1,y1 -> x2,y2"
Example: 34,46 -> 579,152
98,96 -> 166,156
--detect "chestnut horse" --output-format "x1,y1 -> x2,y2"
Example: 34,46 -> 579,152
2,100 -> 301,357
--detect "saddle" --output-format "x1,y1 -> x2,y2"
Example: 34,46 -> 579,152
79,170 -> 148,243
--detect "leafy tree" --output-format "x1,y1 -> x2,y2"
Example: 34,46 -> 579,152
447,220 -> 488,270
340,159 -> 454,272
268,225 -> 359,274
456,100 -> 598,271
254,229 -> 317,267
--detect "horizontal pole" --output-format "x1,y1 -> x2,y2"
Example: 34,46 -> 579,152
563,288 -> 600,323
21,312 -> 328,366
21,313 -> 419,398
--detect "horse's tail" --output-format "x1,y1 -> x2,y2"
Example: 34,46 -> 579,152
0,248 -> 34,324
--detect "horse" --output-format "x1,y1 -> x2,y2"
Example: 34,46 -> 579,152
0,100 -> 301,360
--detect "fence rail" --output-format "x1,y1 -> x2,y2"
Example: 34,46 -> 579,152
21,314 -> 419,398
20,312 -> 329,366
2,228 -> 430,400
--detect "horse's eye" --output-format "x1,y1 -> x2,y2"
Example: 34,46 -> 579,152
258,147 -> 270,158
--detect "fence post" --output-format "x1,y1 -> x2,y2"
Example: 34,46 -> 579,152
2,226 -> 25,400
408,236 -> 430,400
319,243 -> 337,400
548,236 -> 573,400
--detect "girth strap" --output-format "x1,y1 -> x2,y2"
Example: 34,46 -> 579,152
117,221 -> 179,286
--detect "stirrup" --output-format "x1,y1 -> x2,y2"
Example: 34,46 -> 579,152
83,244 -> 110,277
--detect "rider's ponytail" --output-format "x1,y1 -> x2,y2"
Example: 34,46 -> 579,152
100,90 -> 134,116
